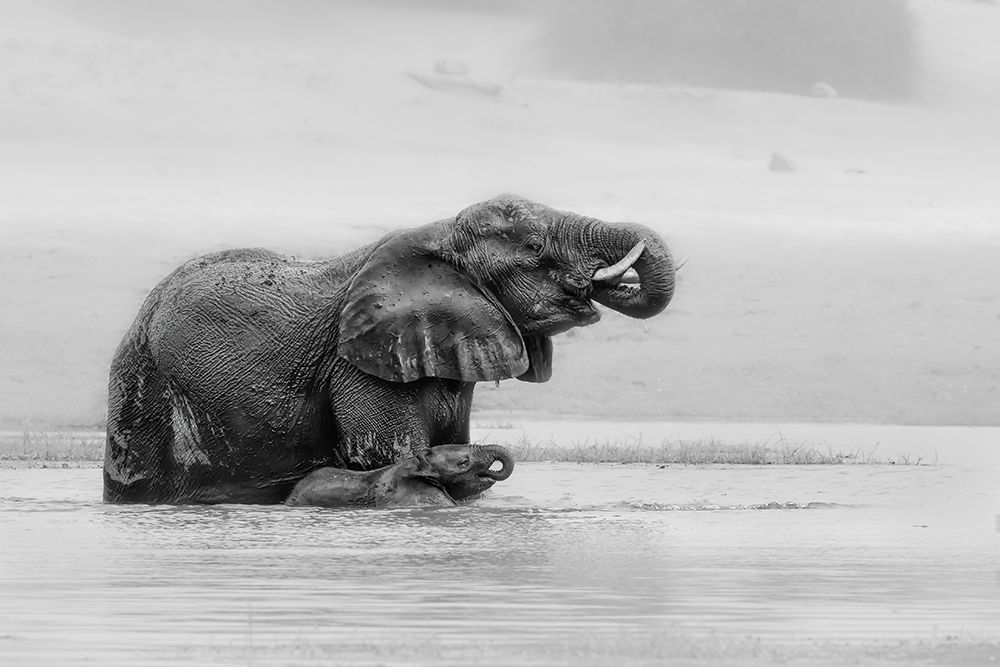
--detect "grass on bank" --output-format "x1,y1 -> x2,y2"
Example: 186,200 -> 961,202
0,430 -> 922,466
506,435 -> 921,465
0,430 -> 105,462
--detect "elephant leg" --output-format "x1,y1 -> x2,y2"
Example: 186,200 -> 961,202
329,361 -> 432,470
335,427 -> 428,471
104,344 -> 175,502
328,362 -> 478,470
424,379 -> 476,446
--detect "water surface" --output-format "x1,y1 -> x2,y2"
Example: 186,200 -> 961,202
1,459 -> 998,665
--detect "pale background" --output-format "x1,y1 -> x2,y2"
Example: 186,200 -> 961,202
1,0 -> 998,429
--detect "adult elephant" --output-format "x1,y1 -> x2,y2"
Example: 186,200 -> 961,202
104,194 -> 676,504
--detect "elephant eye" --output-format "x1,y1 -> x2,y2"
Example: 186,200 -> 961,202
458,456 -> 470,467
523,236 -> 544,253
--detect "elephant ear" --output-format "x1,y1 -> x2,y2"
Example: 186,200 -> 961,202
409,448 -> 443,483
517,335 -> 553,383
338,235 -> 530,383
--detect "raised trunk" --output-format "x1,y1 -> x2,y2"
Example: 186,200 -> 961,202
586,220 -> 676,319
479,444 -> 515,481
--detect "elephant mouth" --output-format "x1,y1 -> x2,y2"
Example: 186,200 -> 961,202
589,281 -> 641,306
478,468 -> 505,482
591,240 -> 644,287
589,242 -> 644,305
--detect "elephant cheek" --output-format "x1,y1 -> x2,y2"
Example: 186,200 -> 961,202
523,296 -> 600,336
446,475 -> 496,502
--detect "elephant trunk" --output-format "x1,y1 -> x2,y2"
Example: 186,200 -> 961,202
478,444 -> 515,482
586,220 -> 676,319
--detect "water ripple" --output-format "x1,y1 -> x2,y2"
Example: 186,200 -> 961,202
1,463 -> 997,665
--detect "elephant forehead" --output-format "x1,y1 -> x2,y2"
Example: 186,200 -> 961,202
496,196 -> 546,221
427,444 -> 470,464
431,443 -> 469,454
458,196 -> 549,235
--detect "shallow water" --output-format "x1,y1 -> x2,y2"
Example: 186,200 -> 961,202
1,461 -> 998,665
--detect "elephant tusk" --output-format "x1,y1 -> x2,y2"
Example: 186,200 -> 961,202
592,241 -> 645,283
620,256 -> 683,284
619,268 -> 641,284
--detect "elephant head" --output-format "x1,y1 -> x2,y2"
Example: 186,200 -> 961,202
338,194 -> 675,383
415,443 -> 515,501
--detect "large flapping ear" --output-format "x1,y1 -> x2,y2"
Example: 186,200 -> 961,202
517,335 -> 552,383
338,232 -> 530,383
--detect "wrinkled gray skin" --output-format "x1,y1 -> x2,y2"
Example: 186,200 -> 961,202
285,444 -> 514,508
104,194 -> 676,504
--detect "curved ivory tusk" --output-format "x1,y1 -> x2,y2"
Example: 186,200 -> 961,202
592,241 -> 645,283
621,257 -> 683,283
618,268 -> 641,284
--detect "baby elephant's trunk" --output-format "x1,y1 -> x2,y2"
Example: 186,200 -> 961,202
478,444 -> 515,481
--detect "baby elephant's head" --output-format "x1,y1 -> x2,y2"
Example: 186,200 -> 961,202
418,444 -> 515,501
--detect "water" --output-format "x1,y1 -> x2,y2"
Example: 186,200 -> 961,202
2,458 -> 999,664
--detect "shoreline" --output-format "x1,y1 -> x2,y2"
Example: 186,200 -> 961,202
4,419 -> 998,467
7,410 -> 1000,434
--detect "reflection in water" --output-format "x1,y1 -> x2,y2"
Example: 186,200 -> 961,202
1,463 -> 998,665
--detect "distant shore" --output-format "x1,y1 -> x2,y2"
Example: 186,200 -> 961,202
6,418 -> 997,467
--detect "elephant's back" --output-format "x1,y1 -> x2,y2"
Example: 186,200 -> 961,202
143,249 -> 338,369
286,467 -> 376,507
119,248 -> 319,345
151,247 -> 329,307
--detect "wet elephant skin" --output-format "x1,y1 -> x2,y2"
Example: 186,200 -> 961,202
285,444 -> 515,508
103,194 -> 676,503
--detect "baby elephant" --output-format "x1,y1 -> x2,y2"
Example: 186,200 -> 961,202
286,444 -> 514,508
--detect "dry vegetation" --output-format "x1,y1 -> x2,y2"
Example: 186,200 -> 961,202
507,435 -> 918,465
0,431 -> 104,464
0,430 -> 918,466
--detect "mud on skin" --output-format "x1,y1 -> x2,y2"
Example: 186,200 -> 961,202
103,194 -> 676,504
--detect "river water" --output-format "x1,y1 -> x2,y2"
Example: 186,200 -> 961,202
1,437 -> 998,665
